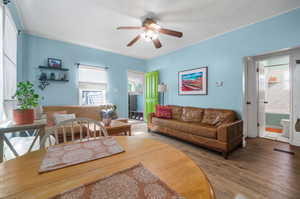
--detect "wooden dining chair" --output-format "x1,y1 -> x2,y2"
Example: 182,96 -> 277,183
41,118 -> 108,147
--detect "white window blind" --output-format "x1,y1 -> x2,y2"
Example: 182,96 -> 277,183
3,7 -> 17,100
78,65 -> 108,105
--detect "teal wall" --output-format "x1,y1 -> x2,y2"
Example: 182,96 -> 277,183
8,1 -> 300,118
147,8 -> 300,115
265,113 -> 289,127
7,2 -> 147,118
22,34 -> 146,117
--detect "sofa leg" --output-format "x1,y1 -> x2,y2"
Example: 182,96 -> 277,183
222,152 -> 229,159
147,128 -> 151,133
239,142 -> 243,148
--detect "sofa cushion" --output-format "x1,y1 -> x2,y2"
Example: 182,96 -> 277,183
155,105 -> 172,119
202,109 -> 236,126
152,117 -> 217,139
167,105 -> 182,120
181,107 -> 204,122
46,111 -> 67,126
54,113 -> 76,125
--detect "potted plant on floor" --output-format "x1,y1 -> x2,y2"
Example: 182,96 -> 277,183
12,81 -> 40,125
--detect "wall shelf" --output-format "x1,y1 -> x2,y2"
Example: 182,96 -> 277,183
47,79 -> 69,82
39,66 -> 69,71
38,65 -> 69,90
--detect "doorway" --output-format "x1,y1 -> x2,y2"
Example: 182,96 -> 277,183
257,55 -> 290,142
243,48 -> 300,146
128,70 -> 145,121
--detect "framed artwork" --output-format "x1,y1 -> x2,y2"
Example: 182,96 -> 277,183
48,58 -> 62,68
178,67 -> 208,95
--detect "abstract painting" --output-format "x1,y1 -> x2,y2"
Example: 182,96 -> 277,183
178,67 -> 208,95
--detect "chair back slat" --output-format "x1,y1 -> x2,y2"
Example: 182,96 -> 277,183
71,122 -> 75,141
87,122 -> 90,138
79,123 -> 83,140
41,118 -> 108,147
54,129 -> 59,145
94,123 -> 96,138
62,127 -> 67,143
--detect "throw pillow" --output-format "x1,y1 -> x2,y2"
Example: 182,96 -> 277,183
100,109 -> 118,120
54,113 -> 76,125
155,105 -> 172,119
46,111 -> 67,126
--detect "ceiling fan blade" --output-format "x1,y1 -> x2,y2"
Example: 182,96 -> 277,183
159,28 -> 183,38
117,26 -> 142,30
152,39 -> 162,49
127,35 -> 141,47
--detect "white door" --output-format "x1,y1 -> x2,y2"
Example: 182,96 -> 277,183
245,57 -> 258,138
291,49 -> 300,146
257,61 -> 267,137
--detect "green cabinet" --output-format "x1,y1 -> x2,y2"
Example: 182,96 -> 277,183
144,71 -> 158,121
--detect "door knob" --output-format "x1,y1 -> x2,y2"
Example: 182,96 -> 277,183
296,119 -> 300,132
246,101 -> 251,105
264,101 -> 268,104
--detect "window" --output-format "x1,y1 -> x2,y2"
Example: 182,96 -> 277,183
0,6 -> 17,123
78,65 -> 107,105
3,7 -> 17,100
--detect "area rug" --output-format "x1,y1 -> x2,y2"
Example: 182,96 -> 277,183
39,137 -> 124,173
49,163 -> 183,199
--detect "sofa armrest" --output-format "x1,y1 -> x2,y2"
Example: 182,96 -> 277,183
217,120 -> 243,143
147,113 -> 155,125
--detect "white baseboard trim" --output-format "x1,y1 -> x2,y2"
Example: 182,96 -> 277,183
291,139 -> 300,146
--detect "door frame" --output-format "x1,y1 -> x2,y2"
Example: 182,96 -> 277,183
127,70 -> 145,120
243,46 -> 300,146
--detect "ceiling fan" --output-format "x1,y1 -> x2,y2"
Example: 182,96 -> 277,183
117,18 -> 183,49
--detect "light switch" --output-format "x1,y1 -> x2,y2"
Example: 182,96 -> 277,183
216,81 -> 224,87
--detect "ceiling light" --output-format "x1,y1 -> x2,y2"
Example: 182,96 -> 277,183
141,29 -> 159,42
149,23 -> 161,30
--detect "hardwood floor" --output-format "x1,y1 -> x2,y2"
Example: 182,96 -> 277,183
132,123 -> 300,199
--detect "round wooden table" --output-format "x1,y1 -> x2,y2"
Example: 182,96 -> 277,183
0,136 -> 215,199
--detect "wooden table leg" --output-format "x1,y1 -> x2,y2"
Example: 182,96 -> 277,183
128,128 -> 132,136
0,135 -> 3,163
39,126 -> 46,149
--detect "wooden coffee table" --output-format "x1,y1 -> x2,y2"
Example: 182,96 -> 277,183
104,120 -> 131,136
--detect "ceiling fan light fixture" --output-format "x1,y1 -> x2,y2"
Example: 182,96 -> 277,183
117,17 -> 182,48
149,23 -> 161,30
141,29 -> 159,42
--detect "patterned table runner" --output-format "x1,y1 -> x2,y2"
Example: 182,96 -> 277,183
39,137 -> 124,173
49,163 -> 183,199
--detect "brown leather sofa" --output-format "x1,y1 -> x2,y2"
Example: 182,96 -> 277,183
148,105 -> 243,158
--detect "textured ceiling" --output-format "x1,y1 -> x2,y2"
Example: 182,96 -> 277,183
15,0 -> 300,59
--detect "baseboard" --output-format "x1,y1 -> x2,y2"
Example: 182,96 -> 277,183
291,139 -> 300,146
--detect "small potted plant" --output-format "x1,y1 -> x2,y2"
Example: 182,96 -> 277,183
13,81 -> 40,125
